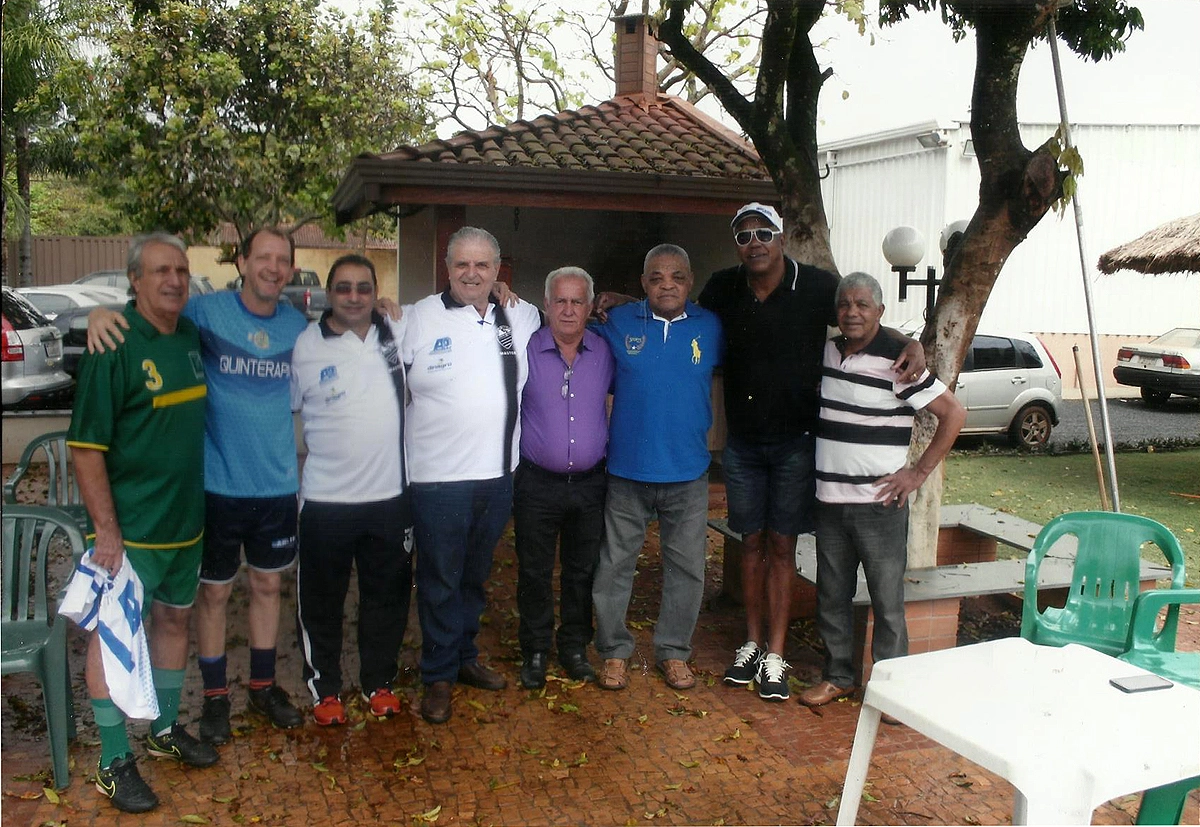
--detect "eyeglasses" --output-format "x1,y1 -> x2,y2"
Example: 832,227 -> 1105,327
734,228 -> 782,246
561,367 -> 573,399
332,281 -> 375,296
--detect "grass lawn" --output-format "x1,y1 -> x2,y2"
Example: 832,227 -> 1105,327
943,448 -> 1199,583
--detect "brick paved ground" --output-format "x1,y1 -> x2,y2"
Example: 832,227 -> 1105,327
3,481 -> 1197,826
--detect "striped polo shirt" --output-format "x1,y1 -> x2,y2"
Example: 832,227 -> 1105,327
815,331 -> 948,504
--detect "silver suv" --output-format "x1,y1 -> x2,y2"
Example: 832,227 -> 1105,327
954,331 -> 1063,448
2,287 -> 73,408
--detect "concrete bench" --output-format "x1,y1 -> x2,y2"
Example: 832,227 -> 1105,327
708,506 -> 1173,682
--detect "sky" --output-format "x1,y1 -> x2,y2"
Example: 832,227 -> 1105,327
382,0 -> 1200,143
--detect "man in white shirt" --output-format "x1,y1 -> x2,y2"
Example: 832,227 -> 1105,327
401,227 -> 542,724
290,255 -> 412,726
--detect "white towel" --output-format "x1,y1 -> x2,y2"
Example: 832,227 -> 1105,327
59,549 -> 159,720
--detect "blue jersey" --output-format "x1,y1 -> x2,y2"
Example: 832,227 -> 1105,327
596,300 -> 723,483
184,291 -> 309,497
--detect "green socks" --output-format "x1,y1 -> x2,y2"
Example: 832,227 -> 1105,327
150,668 -> 185,737
91,699 -> 130,767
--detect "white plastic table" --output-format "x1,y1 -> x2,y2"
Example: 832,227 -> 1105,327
836,637 -> 1200,825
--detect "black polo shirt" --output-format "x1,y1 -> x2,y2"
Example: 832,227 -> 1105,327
698,257 -> 840,441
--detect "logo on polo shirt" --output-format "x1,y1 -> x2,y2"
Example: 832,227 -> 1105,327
691,338 -> 702,365
497,325 -> 514,352
624,334 -> 645,356
248,329 -> 270,350
431,337 -> 452,354
320,365 -> 338,384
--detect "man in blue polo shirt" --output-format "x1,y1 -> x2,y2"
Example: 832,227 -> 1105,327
591,244 -> 723,693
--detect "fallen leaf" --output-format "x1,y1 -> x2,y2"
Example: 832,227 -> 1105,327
678,760 -> 700,769
4,791 -> 43,800
43,788 -> 60,804
663,783 -> 682,791
414,804 -> 442,823
180,816 -> 210,824
212,795 -> 236,804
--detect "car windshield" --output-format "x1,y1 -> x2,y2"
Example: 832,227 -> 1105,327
1152,328 -> 1200,349
2,289 -> 52,329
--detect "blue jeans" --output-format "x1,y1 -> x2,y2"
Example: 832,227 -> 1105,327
814,500 -> 909,687
412,475 -> 513,684
722,432 -> 816,537
593,474 -> 709,663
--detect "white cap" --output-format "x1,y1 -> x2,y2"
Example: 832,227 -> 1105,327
731,202 -> 783,232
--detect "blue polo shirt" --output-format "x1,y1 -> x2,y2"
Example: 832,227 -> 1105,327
595,300 -> 723,483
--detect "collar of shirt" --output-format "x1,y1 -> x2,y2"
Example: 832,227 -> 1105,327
648,304 -> 689,342
440,288 -> 497,324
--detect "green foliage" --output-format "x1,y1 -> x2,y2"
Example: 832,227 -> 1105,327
1046,125 -> 1086,217
25,178 -> 137,237
77,0 -> 429,243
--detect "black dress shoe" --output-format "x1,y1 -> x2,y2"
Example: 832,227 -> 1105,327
420,681 -> 452,724
520,652 -> 548,689
458,661 -> 507,691
559,651 -> 596,683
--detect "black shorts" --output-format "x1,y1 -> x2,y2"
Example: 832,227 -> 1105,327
200,492 -> 299,584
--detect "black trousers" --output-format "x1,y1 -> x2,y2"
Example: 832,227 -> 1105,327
512,461 -> 606,657
296,496 -> 412,702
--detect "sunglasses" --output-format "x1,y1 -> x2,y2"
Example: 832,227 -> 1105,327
561,367 -> 573,399
734,228 -> 782,246
332,281 -> 375,296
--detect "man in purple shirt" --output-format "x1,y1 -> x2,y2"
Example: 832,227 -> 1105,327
514,266 -> 615,689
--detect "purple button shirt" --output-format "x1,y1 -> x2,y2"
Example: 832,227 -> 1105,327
519,325 -> 614,474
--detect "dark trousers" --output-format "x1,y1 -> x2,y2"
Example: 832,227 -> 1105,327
513,461 -> 606,657
814,500 -> 910,687
411,475 -> 513,684
296,497 -> 412,703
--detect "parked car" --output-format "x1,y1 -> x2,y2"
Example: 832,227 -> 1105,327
2,286 -> 73,408
903,326 -> 1063,448
225,268 -> 327,320
1113,327 -> 1200,406
75,269 -> 215,297
49,301 -> 127,377
16,284 -> 129,320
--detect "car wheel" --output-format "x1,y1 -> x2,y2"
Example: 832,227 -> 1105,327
1009,403 -> 1053,449
1140,387 -> 1171,407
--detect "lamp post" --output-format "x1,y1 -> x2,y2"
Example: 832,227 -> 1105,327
881,221 -> 969,323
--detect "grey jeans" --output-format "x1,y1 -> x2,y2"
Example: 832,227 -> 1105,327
814,500 -> 910,687
592,474 -> 709,662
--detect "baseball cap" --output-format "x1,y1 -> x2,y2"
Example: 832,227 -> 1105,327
731,202 -> 783,232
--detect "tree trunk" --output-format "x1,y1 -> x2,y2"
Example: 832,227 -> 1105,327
906,7 -> 1062,567
16,124 -> 34,287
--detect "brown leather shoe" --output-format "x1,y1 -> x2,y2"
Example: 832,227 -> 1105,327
598,658 -> 628,691
657,659 -> 695,690
457,661 -> 507,691
420,681 -> 452,724
799,680 -> 855,707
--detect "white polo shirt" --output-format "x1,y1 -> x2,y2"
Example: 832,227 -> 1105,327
401,292 -> 541,483
290,315 -> 407,503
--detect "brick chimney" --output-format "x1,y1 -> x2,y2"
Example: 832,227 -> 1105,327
613,14 -> 658,98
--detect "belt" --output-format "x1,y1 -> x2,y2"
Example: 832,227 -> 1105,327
520,459 -> 606,484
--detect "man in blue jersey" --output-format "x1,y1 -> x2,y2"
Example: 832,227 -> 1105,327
88,227 -> 308,742
590,244 -> 723,693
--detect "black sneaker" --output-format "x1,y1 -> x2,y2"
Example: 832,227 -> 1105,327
145,723 -> 220,767
248,684 -> 303,729
96,753 -> 159,813
199,694 -> 231,745
756,652 -> 790,701
723,641 -> 763,686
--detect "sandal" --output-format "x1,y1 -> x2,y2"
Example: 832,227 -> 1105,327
657,659 -> 695,690
599,658 -> 628,691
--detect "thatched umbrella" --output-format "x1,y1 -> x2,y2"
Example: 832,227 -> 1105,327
1097,212 -> 1200,275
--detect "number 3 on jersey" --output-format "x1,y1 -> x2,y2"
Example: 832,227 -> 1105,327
142,359 -> 163,391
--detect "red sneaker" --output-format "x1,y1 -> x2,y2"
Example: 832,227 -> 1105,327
363,687 -> 401,717
313,696 -> 346,726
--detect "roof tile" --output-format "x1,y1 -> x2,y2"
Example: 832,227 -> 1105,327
376,94 -> 768,182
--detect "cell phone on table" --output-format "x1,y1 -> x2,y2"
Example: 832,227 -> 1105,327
1109,674 -> 1173,693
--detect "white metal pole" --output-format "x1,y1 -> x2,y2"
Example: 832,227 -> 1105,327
1047,15 -> 1121,511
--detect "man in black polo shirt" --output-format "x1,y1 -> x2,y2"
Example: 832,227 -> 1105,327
699,203 -> 924,702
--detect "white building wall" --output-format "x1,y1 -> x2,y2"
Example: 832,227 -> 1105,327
821,121 -> 1200,337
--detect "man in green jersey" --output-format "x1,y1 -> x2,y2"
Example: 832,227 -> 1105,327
68,233 -> 218,813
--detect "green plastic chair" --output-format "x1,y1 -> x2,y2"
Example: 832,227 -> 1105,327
3,431 -> 89,539
1021,512 -> 1186,656
2,505 -> 84,789
1118,588 -> 1200,689
1136,775 -> 1200,825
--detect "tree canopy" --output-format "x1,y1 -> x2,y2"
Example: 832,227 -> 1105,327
77,0 -> 430,246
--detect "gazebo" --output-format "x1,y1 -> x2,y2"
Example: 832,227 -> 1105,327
1097,212 -> 1200,275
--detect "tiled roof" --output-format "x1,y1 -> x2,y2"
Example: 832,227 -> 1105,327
372,93 -> 770,182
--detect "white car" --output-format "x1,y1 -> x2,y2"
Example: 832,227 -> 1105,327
1114,327 -> 1200,405
902,325 -> 1064,448
16,284 -> 129,320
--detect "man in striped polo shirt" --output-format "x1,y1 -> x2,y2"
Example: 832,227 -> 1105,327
801,272 -> 965,708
